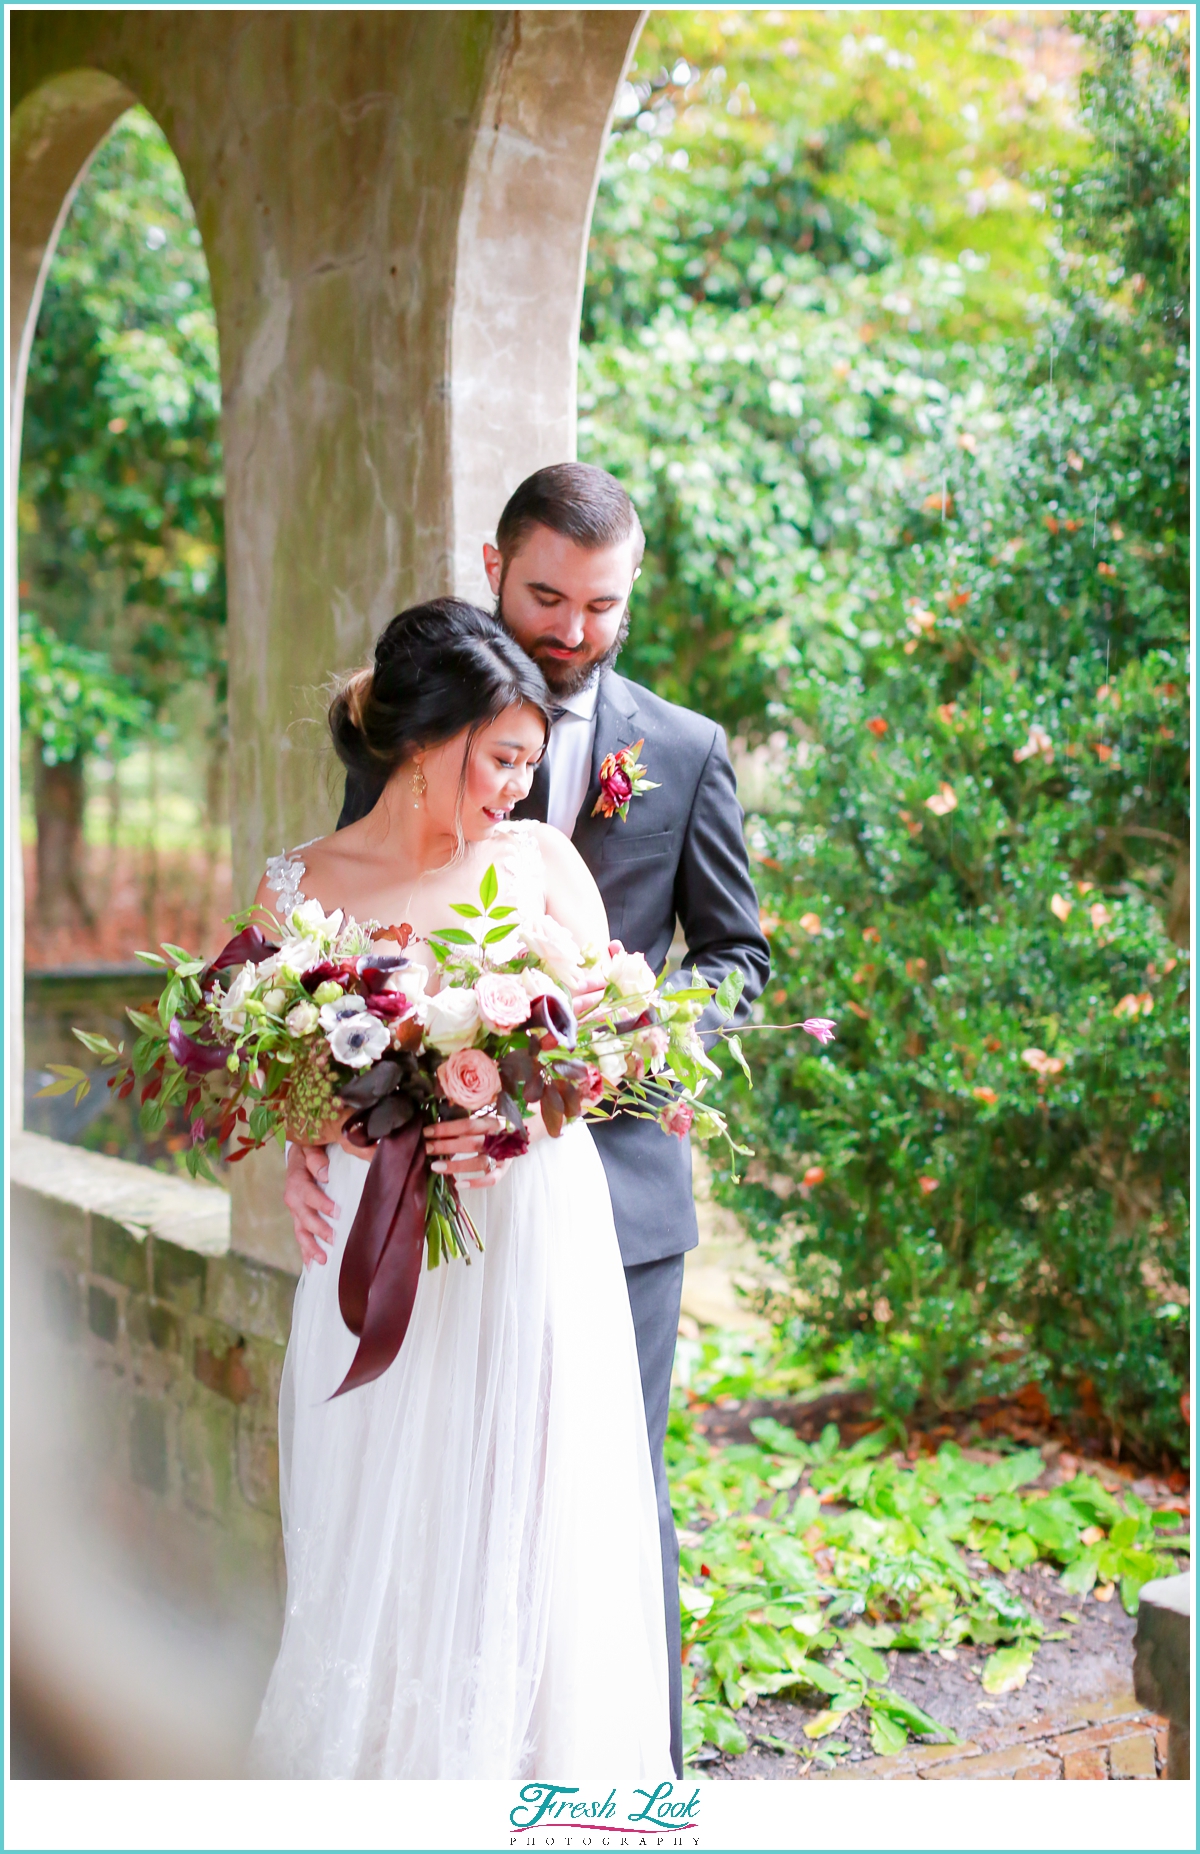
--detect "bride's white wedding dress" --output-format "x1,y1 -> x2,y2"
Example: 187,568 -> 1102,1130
250,824 -> 671,1779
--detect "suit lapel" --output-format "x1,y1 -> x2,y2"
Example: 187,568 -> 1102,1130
512,754 -> 549,824
571,669 -> 640,864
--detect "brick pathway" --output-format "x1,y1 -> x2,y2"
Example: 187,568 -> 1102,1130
812,1685 -> 1168,1781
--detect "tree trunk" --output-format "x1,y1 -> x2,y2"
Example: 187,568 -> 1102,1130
33,751 -> 93,929
1166,851 -> 1190,947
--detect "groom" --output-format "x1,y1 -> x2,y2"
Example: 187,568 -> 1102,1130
285,463 -> 770,1774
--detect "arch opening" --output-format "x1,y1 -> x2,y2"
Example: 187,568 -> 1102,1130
16,100 -> 228,1167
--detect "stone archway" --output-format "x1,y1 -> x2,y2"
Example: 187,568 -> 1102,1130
9,10 -> 645,1261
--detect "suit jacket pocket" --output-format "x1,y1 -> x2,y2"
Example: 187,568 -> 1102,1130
601,827 -> 675,866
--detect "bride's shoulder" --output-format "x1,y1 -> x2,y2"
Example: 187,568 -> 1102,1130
255,832 -> 338,916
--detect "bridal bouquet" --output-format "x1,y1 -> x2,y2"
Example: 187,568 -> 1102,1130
58,864 -> 833,1393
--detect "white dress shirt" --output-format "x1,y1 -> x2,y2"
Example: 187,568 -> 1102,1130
545,676 -> 600,837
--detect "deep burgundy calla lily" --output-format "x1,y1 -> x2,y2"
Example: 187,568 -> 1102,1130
202,926 -> 279,984
527,993 -> 578,1050
169,1017 -> 234,1075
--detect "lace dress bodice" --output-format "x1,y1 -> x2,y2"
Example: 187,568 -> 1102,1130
263,821 -> 547,941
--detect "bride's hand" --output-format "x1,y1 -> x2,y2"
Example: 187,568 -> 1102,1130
424,1111 -> 508,1190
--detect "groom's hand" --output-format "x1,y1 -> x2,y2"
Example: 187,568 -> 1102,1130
573,938 -> 626,1022
284,1142 -> 338,1267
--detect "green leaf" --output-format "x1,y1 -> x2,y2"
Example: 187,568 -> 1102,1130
428,928 -> 478,947
841,1638 -> 889,1684
479,864 -> 499,909
725,1032 -> 752,1086
35,1064 -> 92,1103
749,1416 -> 810,1459
134,950 -> 168,968
481,924 -> 519,945
869,1712 -> 908,1756
159,943 -> 195,963
981,1641 -> 1035,1694
126,1008 -> 163,1035
714,969 -> 745,1017
449,903 -> 482,918
865,1686 -> 956,1741
72,1028 -> 122,1061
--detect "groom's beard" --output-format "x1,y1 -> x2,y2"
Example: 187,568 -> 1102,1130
493,599 -> 630,699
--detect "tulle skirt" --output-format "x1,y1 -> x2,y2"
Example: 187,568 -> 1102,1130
250,1122 -> 672,1779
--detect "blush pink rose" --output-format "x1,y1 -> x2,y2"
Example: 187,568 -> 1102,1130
475,972 -> 532,1034
660,1100 -> 694,1139
579,1063 -> 607,1106
437,1047 -> 502,1112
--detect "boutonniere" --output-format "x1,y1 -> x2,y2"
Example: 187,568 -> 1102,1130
592,738 -> 660,822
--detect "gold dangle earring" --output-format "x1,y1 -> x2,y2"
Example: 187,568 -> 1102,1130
409,762 -> 427,808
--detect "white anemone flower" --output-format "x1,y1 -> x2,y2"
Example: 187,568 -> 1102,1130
319,995 -> 369,1033
327,1013 -> 391,1069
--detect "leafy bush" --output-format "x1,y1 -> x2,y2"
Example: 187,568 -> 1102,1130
584,13 -> 1189,1458
709,15 -> 1189,1460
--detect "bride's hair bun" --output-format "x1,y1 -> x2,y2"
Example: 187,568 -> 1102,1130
329,598 -> 550,788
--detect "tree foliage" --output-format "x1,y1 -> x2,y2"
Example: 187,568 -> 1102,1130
582,11 -> 1189,1458
19,105 -> 225,714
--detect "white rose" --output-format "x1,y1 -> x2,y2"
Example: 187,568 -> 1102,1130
524,916 -> 585,993
284,1000 -> 320,1036
423,986 -> 483,1054
274,935 -> 326,976
608,949 -> 657,1006
216,962 -> 257,1033
290,897 -> 344,941
517,967 -> 573,1011
590,1033 -> 628,1086
394,964 -> 429,1006
327,1013 -> 391,1069
319,995 -> 368,1033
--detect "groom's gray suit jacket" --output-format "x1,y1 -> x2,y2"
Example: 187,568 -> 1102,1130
337,667 -> 771,1266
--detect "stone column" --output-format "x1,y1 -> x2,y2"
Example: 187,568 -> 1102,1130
10,11 -> 643,1267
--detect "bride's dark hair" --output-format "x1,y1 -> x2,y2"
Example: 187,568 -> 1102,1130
329,598 -> 551,792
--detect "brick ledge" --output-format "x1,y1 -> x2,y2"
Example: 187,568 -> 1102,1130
10,1130 -> 230,1256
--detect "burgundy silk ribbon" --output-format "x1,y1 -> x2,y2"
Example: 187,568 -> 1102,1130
333,1118 -> 429,1398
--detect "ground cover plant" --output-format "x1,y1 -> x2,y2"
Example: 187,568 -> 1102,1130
672,1335 -> 1191,1765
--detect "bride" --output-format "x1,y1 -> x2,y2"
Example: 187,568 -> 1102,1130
248,598 -> 672,1780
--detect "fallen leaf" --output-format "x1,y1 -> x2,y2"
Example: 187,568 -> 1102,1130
981,1642 -> 1035,1694
1094,1583 -> 1115,1603
804,1709 -> 855,1740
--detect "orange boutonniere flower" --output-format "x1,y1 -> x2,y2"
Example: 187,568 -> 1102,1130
592,738 -> 660,822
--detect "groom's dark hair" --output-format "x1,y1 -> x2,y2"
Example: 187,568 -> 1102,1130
495,462 -> 645,565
